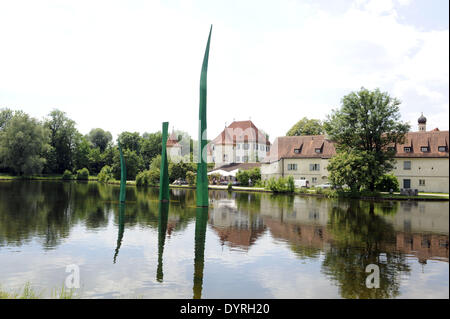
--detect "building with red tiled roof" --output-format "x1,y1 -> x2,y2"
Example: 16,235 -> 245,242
261,114 -> 449,193
207,120 -> 271,168
166,131 -> 182,159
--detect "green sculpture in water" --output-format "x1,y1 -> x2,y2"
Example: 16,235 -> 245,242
196,25 -> 212,207
159,122 -> 170,202
118,142 -> 126,203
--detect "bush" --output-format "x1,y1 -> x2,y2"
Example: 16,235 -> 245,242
98,165 -> 114,183
76,168 -> 89,180
375,174 -> 399,192
61,170 -> 73,180
236,170 -> 249,186
227,182 -> 233,191
136,170 -> 151,186
266,176 -> 295,193
186,171 -> 196,185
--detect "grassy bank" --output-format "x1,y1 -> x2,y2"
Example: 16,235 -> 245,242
0,283 -> 77,299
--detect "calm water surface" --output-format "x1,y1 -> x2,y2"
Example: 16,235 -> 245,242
0,181 -> 448,298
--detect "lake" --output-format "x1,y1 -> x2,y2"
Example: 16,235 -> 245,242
0,180 -> 448,298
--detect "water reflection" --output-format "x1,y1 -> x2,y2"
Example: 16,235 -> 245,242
0,181 -> 448,298
113,203 -> 126,264
156,202 -> 169,282
193,207 -> 208,299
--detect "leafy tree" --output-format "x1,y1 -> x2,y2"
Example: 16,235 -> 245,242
141,131 -> 162,168
73,134 -> 91,171
324,88 -> 410,191
327,150 -> 377,192
286,117 -> 324,136
44,109 -> 79,173
87,128 -> 112,152
118,132 -> 142,154
0,112 -> 50,175
236,170 -> 250,186
62,169 -> 73,180
0,108 -> 14,131
186,171 -> 196,185
88,147 -> 104,175
375,174 -> 400,192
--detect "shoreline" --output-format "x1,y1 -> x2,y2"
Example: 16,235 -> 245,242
1,175 -> 448,201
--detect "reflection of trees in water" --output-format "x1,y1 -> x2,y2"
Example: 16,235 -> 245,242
322,201 -> 410,299
0,182 -> 198,250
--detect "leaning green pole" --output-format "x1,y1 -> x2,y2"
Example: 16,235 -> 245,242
159,122 -> 170,202
118,142 -> 126,203
196,25 -> 212,207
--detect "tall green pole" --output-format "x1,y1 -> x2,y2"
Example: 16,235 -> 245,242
159,122 -> 170,202
118,142 -> 126,203
196,25 -> 212,207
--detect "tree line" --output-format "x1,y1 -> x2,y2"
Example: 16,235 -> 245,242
0,108 -> 196,182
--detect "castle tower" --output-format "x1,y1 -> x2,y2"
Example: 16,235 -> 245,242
418,113 -> 427,132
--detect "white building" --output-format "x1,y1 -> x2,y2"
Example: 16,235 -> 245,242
207,120 -> 271,168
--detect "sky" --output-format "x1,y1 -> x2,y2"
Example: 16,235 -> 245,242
0,0 -> 448,141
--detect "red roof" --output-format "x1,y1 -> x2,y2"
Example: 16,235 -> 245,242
212,120 -> 270,146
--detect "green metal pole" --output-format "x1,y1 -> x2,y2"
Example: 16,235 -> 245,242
159,122 -> 170,202
118,142 -> 126,203
196,25 -> 212,207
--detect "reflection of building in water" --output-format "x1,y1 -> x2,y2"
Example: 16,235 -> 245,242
396,232 -> 448,263
209,198 -> 265,250
208,195 -> 448,263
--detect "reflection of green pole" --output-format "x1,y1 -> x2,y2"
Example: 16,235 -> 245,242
118,142 -> 127,203
196,25 -> 212,207
113,203 -> 125,264
159,122 -> 170,202
156,202 -> 169,282
193,207 -> 208,299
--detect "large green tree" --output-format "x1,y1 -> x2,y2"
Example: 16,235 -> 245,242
44,109 -> 79,173
0,111 -> 50,175
324,88 -> 410,191
286,117 -> 324,136
87,128 -> 112,152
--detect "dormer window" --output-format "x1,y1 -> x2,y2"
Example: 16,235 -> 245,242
404,147 -> 412,153
420,146 -> 429,152
294,148 -> 301,154
315,148 -> 322,154
438,146 -> 447,152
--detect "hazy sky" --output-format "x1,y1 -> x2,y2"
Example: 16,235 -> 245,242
0,0 -> 448,141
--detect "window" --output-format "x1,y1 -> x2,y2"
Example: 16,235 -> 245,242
315,148 -> 322,154
387,146 -> 396,152
254,144 -> 258,150
287,164 -> 298,171
300,177 -> 305,180
403,161 -> 411,170
236,156 -> 240,162
243,144 -> 249,150
404,147 -> 411,153
237,144 -> 240,150
403,179 -> 411,189
420,146 -> 429,152
212,145 -> 215,151
438,146 -> 447,152
294,148 -> 301,154
312,177 -> 317,183
310,164 -> 320,171
266,146 -> 269,151
212,156 -> 215,162
243,155 -> 248,162
223,154 -> 228,161
419,179 -> 425,186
